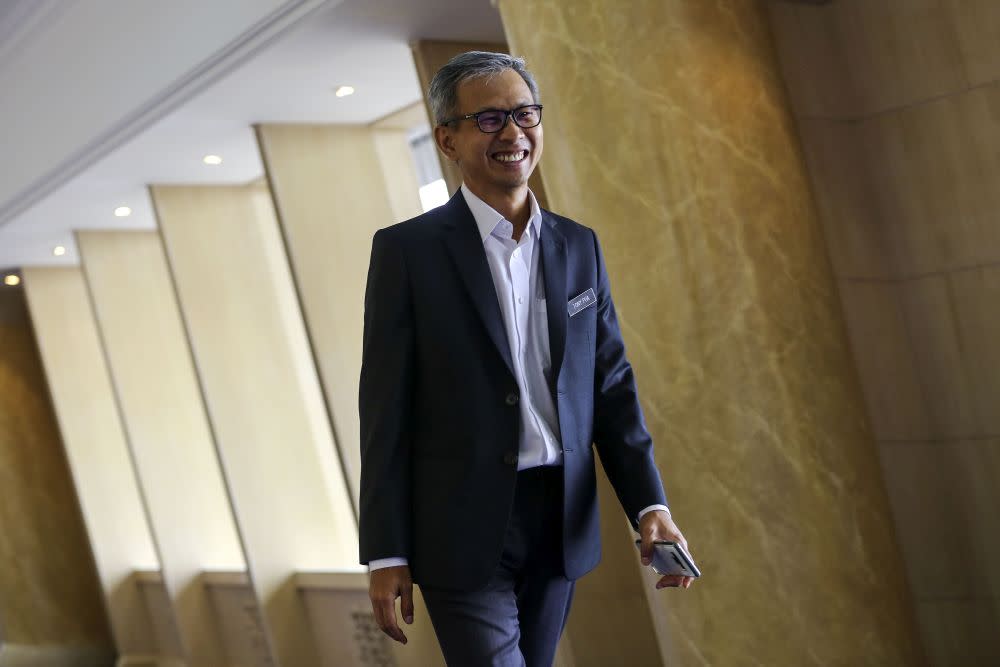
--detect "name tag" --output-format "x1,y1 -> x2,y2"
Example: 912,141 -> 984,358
567,288 -> 597,317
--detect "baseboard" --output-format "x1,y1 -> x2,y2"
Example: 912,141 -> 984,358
116,655 -> 185,667
0,643 -> 116,667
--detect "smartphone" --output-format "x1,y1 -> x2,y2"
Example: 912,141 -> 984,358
635,540 -> 701,578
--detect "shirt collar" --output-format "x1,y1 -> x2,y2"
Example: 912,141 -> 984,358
460,183 -> 542,244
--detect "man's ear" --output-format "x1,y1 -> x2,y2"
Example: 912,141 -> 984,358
434,125 -> 459,163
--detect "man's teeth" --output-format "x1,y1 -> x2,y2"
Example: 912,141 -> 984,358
494,151 -> 526,163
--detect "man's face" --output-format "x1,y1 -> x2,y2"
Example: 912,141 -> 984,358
435,68 -> 543,197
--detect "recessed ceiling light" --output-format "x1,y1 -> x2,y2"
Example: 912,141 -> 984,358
114,206 -> 132,217
203,154 -> 223,165
334,85 -> 355,98
4,275 -> 20,286
53,246 -> 66,256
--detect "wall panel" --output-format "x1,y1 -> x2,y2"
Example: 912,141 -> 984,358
78,230 -> 247,666
501,1 -> 923,664
769,2 -> 1000,662
0,286 -> 113,662
22,267 -> 162,657
152,183 -> 357,667
256,120 -> 445,667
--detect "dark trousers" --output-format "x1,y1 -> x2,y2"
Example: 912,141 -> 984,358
421,465 -> 575,667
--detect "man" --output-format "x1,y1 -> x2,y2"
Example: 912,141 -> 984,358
360,51 -> 693,666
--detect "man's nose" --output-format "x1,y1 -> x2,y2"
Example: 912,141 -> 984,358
498,114 -> 525,142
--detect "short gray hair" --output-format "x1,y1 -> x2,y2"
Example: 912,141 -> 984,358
428,51 -> 541,126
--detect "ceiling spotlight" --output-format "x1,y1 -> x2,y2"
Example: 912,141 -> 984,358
4,275 -> 20,286
53,246 -> 66,256
334,85 -> 355,98
114,206 -> 132,217
203,154 -> 223,165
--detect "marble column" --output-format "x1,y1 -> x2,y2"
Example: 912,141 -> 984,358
0,285 -> 114,664
255,120 -> 421,511
77,230 -> 247,666
255,117 -> 445,667
370,102 -> 432,223
21,268 -> 164,659
498,1 -> 925,665
152,183 -> 357,667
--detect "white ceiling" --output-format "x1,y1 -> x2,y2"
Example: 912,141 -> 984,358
0,0 -> 506,269
0,0 -> 329,233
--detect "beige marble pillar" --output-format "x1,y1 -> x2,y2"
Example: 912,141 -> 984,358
21,268 -> 164,659
152,183 -> 357,667
498,1 -> 925,665
255,118 -> 445,667
77,230 -> 247,666
371,102 -> 430,223
255,120 -> 420,511
0,286 -> 114,663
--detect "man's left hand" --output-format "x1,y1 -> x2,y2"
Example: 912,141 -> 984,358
638,510 -> 695,590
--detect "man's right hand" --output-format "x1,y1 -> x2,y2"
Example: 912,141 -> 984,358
369,565 -> 414,644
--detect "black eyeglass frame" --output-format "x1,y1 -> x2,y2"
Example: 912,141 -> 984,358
439,104 -> 544,133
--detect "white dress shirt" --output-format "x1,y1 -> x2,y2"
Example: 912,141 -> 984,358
368,186 -> 666,572
465,184 -> 564,470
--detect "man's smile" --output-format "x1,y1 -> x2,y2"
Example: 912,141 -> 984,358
491,149 -> 528,163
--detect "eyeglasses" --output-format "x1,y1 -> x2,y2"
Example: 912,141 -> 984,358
441,105 -> 543,134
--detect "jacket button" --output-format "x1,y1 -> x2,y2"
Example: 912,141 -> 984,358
503,452 -> 519,466
505,392 -> 519,406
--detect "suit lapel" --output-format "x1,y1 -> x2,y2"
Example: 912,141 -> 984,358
539,212 -> 567,396
442,192 -> 515,377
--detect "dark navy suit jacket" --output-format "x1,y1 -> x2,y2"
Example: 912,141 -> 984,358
359,190 -> 667,591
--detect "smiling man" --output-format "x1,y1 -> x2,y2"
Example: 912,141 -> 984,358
359,51 -> 693,666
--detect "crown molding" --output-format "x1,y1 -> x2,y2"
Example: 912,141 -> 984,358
0,0 -> 73,65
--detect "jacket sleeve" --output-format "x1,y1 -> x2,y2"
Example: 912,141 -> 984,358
358,228 -> 415,564
589,229 -> 668,529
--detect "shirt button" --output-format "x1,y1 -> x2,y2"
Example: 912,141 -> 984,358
503,452 -> 519,466
505,392 -> 519,406
518,297 -> 524,304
